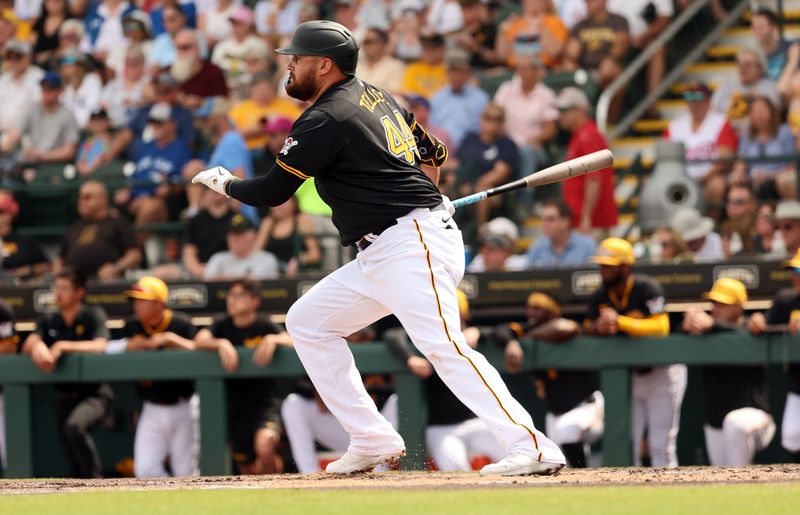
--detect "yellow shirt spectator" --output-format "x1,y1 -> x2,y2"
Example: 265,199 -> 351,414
401,62 -> 447,97
229,72 -> 303,150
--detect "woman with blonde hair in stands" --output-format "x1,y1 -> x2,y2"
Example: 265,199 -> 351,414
496,0 -> 568,69
652,227 -> 694,263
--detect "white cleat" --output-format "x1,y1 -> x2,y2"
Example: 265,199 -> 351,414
324,450 -> 405,474
479,454 -> 565,477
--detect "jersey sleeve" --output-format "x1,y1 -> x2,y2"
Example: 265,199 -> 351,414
273,109 -> 344,180
87,307 -> 110,340
172,313 -> 198,339
640,279 -> 666,316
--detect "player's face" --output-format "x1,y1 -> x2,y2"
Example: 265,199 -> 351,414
599,264 -> 627,288
132,298 -> 164,324
226,285 -> 258,317
711,301 -> 742,324
54,278 -> 83,310
285,55 -> 324,101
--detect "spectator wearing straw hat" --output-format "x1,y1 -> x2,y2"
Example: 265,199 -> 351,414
669,207 -> 724,263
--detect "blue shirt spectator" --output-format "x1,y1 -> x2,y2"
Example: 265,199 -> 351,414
130,103 -> 191,199
126,76 -> 195,158
525,199 -> 597,268
208,127 -> 257,222
83,1 -> 137,54
456,132 -> 519,186
429,49 -> 489,150
150,1 -> 197,37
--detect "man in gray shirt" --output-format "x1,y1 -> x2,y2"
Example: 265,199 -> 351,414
711,47 -> 780,132
0,71 -> 79,164
204,214 -> 280,280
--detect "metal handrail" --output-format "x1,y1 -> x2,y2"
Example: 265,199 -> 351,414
597,0 -> 750,139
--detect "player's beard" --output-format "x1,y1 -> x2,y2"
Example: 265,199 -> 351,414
284,71 -> 317,101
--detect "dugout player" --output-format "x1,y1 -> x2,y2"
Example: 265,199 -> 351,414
0,297 -> 19,471
117,276 -> 199,477
192,20 -> 566,475
748,248 -> 800,461
585,238 -> 687,468
682,278 -> 775,465
383,290 -> 503,471
492,292 -> 603,468
22,269 -> 112,478
195,279 -> 292,474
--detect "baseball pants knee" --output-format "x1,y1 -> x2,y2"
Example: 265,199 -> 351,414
545,391 -> 604,446
781,392 -> 800,452
704,408 -> 775,466
427,418 -> 503,471
134,397 -> 199,477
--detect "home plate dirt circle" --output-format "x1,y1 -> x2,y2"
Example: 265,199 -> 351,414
1,465 -> 799,494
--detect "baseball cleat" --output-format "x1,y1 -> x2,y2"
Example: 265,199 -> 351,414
324,450 -> 405,474
479,454 -> 565,477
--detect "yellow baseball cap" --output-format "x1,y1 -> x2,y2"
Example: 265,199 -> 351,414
126,276 -> 169,304
456,289 -> 470,320
591,237 -> 635,266
703,278 -> 747,306
784,248 -> 800,270
526,292 -> 561,316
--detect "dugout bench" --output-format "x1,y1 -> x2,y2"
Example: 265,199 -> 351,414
1,333 -> 798,477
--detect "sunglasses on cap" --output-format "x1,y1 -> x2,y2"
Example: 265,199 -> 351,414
683,91 -> 707,102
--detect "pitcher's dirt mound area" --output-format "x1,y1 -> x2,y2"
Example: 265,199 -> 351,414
2,465 -> 799,494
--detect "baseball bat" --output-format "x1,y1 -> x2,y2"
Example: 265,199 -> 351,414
451,149 -> 614,209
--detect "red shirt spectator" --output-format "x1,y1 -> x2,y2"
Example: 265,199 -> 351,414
557,87 -> 617,231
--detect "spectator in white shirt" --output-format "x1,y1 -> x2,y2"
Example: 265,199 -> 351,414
0,40 -> 43,146
357,27 -> 406,93
205,214 -> 281,280
59,48 -> 102,128
100,44 -> 148,128
210,4 -> 268,87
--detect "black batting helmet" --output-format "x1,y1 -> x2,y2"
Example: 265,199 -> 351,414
276,21 -> 359,75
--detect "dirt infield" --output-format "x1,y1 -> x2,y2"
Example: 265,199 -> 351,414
1,465 -> 799,494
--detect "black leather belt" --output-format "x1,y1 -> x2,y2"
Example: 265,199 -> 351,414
355,202 -> 446,252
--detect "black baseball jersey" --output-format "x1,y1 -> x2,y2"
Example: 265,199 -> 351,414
122,310 -> 198,404
701,324 -> 770,428
273,77 -> 443,245
587,274 -> 665,374
208,315 -> 282,413
35,304 -> 110,397
765,287 -> 800,393
586,274 -> 666,320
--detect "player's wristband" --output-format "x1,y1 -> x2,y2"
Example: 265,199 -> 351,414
412,122 -> 448,167
224,177 -> 242,197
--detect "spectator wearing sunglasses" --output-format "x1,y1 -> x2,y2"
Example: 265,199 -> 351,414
774,200 -> 800,255
664,81 -> 738,212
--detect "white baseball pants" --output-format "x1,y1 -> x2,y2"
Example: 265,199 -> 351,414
281,393 -> 399,473
284,207 -> 565,464
545,391 -> 604,446
426,418 -> 504,471
134,395 -> 199,477
781,391 -> 800,452
0,394 -> 5,470
703,408 -> 775,466
632,364 -> 687,467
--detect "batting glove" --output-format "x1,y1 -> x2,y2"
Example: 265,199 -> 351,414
192,166 -> 235,198
441,195 -> 455,216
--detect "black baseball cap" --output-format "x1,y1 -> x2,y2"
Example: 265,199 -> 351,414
227,214 -> 256,233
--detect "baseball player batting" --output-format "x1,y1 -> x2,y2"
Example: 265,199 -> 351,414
193,20 -> 568,476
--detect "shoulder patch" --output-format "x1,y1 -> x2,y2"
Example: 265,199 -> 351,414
280,137 -> 299,156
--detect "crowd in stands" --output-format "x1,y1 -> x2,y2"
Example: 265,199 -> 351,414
1,0 -> 800,478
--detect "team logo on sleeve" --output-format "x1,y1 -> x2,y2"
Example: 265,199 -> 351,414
280,137 -> 299,156
646,296 -> 666,315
